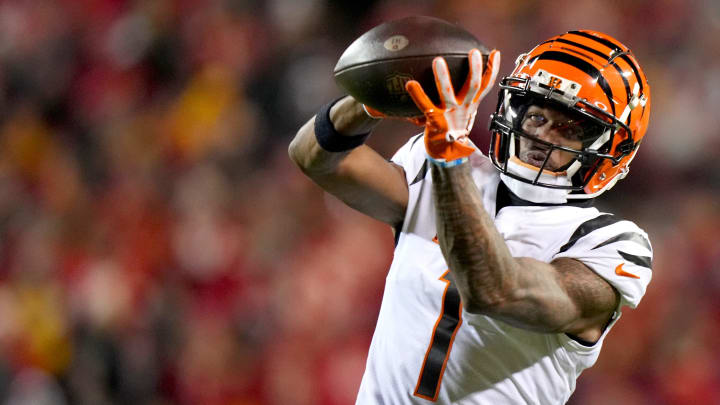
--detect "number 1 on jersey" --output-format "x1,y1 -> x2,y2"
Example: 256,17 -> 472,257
414,270 -> 463,401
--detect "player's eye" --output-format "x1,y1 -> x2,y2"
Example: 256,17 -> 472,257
523,112 -> 546,127
552,121 -> 584,141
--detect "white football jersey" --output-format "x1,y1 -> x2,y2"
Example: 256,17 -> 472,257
355,135 -> 652,405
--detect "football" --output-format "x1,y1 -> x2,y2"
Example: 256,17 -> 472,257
333,16 -> 489,117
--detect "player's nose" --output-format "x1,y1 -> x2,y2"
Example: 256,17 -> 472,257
530,125 -> 559,144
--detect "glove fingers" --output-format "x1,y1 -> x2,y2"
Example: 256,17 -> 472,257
405,80 -> 436,114
460,48 -> 484,106
432,56 -> 456,107
474,49 -> 501,103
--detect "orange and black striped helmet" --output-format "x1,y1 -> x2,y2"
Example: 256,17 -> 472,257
489,30 -> 651,198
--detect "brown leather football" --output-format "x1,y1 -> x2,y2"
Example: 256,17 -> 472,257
334,16 -> 489,117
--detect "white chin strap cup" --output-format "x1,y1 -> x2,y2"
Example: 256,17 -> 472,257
500,158 -> 572,204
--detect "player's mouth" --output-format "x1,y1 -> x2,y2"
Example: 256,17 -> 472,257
521,149 -> 553,169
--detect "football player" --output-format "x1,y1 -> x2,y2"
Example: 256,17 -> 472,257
289,30 -> 652,404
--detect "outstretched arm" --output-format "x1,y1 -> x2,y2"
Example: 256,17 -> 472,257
288,96 -> 409,227
432,163 -> 619,343
403,48 -> 617,342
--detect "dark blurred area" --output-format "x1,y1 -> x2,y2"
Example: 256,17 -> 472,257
0,0 -> 718,404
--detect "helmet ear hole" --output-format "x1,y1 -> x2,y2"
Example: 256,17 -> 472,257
615,138 -> 635,158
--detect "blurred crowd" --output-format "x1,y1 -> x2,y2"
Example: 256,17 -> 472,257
0,0 -> 718,404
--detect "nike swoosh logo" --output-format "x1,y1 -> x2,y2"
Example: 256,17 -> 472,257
615,263 -> 640,279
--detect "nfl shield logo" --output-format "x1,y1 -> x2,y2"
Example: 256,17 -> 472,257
386,73 -> 413,95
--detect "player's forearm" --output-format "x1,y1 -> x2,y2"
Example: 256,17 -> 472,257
431,163 -> 522,312
288,96 -> 380,174
432,164 -> 603,333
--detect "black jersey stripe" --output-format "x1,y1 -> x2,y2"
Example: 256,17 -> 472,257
410,133 -> 423,149
410,160 -> 428,186
414,279 -> 462,400
557,214 -> 621,254
402,134 -> 426,186
592,232 -> 651,251
531,51 -> 616,116
618,250 -> 652,269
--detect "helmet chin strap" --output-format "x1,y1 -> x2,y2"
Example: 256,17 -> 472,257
501,157 -> 572,204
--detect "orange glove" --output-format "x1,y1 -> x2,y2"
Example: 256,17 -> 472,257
405,48 -> 501,167
363,104 -> 427,126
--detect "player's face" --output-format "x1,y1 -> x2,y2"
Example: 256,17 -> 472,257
518,105 -> 584,171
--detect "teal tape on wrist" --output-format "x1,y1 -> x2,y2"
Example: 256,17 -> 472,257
426,155 -> 470,168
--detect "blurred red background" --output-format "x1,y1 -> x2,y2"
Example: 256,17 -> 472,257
0,0 -> 718,404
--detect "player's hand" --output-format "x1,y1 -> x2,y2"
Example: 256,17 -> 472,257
405,48 -> 501,166
363,104 -> 427,126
